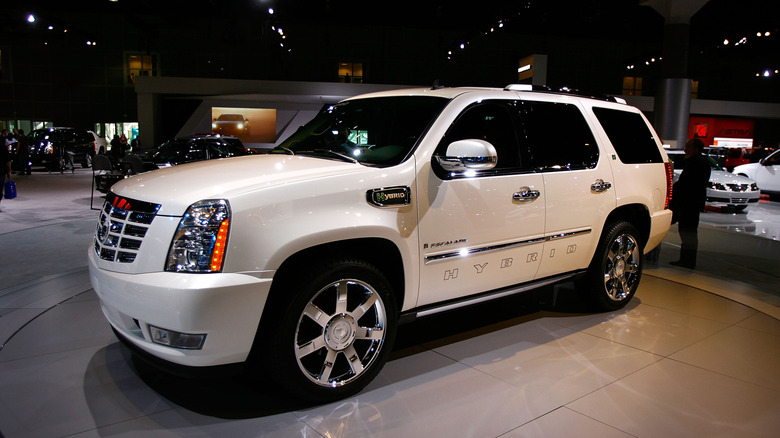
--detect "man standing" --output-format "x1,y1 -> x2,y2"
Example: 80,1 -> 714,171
670,138 -> 711,269
1,134 -> 12,210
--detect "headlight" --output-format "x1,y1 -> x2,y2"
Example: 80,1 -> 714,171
237,123 -> 244,130
166,200 -> 230,273
751,183 -> 759,191
708,181 -> 726,191
212,123 -> 217,129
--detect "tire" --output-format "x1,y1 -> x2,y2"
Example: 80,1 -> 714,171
580,221 -> 642,311
263,258 -> 397,402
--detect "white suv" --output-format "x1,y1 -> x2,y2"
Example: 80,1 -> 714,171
89,85 -> 673,402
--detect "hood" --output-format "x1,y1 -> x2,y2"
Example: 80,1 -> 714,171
109,154 -> 368,216
710,169 -> 755,185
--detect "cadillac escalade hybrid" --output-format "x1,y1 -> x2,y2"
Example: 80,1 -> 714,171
88,85 -> 673,402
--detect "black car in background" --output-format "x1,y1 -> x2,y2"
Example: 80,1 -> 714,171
28,127 -> 96,170
144,134 -> 251,167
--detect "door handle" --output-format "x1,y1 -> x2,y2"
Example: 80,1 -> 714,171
591,179 -> 612,193
513,187 -> 540,203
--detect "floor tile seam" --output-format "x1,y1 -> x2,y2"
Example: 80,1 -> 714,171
661,355 -> 780,395
0,336 -> 117,368
643,271 -> 779,321
57,407 -> 181,438
0,287 -> 94,356
0,267 -> 89,299
0,215 -> 96,237
562,356 -> 666,415
525,406 -> 640,438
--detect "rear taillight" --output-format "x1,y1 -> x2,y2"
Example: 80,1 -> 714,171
664,161 -> 673,209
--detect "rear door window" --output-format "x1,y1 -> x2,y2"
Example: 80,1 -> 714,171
518,101 -> 599,171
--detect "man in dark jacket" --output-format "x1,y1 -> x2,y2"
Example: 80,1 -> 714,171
670,138 -> 711,268
1,136 -> 12,209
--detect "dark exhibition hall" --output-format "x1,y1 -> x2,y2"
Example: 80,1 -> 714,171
1,1 -> 779,437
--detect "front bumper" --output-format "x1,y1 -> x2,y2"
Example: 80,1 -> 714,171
88,250 -> 273,367
706,189 -> 761,207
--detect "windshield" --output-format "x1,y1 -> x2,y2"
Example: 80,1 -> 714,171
217,114 -> 245,121
669,152 -> 724,171
148,139 -> 206,164
274,96 -> 448,166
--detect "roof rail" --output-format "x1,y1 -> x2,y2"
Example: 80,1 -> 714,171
504,84 -> 551,92
505,84 -> 628,104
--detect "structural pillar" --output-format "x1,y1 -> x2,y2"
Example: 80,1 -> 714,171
645,0 -> 709,148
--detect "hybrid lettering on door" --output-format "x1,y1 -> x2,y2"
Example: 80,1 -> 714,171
442,246 -> 577,280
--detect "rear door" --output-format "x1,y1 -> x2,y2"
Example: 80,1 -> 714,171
516,99 -> 616,278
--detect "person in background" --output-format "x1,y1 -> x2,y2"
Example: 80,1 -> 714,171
16,129 -> 31,175
109,135 -> 124,163
1,134 -> 12,210
669,138 -> 711,269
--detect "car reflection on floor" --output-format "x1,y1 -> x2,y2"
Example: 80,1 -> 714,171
700,199 -> 780,240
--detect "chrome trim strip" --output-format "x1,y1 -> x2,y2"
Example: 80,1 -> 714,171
412,272 -> 584,319
424,229 -> 591,264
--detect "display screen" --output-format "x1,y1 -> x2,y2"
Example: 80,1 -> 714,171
211,107 -> 277,143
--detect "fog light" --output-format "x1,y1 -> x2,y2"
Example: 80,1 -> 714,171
150,325 -> 206,350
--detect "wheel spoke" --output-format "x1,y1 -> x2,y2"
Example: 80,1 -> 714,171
355,325 -> 384,341
343,345 -> 365,376
317,349 -> 339,383
303,302 -> 329,327
351,292 -> 379,320
296,335 -> 327,360
335,281 -> 349,314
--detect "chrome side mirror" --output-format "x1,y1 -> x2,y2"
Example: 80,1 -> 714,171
436,139 -> 498,172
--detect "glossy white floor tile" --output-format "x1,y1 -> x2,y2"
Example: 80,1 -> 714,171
1,272 -> 778,438
2,170 -> 780,437
567,359 -> 780,438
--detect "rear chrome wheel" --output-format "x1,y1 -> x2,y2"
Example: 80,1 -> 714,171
581,221 -> 642,311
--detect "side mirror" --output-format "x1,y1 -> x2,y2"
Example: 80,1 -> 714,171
436,139 -> 497,172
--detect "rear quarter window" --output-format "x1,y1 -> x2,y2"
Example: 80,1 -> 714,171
592,107 -> 663,164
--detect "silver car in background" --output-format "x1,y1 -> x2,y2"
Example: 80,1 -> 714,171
667,150 -> 760,212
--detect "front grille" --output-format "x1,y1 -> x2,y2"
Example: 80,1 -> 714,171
94,193 -> 161,264
726,183 -> 751,192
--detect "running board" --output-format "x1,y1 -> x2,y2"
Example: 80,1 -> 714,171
398,270 -> 586,324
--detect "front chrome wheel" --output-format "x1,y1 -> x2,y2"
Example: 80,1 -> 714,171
263,258 -> 397,402
295,278 -> 388,387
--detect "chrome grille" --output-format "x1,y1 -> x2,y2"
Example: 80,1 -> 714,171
727,183 -> 750,192
93,194 -> 160,264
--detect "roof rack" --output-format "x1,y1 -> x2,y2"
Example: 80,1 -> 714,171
504,84 -> 627,104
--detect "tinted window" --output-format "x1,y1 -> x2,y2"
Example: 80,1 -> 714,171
438,100 -> 526,173
275,96 -> 448,166
593,107 -> 663,164
518,101 -> 598,171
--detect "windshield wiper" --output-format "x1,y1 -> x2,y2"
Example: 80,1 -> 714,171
296,149 -> 358,164
270,146 -> 295,155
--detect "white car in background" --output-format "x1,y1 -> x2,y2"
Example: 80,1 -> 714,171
667,150 -> 760,211
734,149 -> 780,201
88,130 -> 108,155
